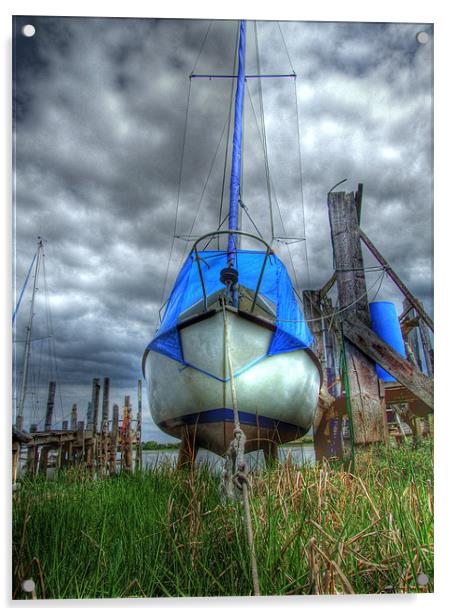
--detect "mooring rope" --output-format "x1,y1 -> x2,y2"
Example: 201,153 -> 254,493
221,301 -> 260,596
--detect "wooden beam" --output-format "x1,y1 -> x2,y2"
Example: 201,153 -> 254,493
342,316 -> 433,411
359,228 -> 434,332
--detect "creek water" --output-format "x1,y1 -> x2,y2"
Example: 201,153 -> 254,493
141,444 -> 315,473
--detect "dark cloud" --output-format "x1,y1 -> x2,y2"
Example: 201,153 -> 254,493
13,17 -> 433,440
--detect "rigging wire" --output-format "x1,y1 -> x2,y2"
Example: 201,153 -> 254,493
239,198 -> 264,239
277,22 -> 296,75
292,66 -> 311,289
12,251 -> 37,324
190,20 -> 214,76
158,77 -> 193,321
254,21 -> 274,240
276,21 -> 311,290
175,112 -> 230,274
244,79 -> 303,297
42,248 -> 65,427
277,268 -> 387,324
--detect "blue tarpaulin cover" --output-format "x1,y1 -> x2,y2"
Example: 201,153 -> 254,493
148,249 -> 313,365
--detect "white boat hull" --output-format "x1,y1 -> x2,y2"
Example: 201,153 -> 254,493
144,308 -> 321,455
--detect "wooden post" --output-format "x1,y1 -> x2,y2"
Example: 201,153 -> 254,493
303,290 -> 327,375
136,380 -> 143,472
12,440 -> 20,483
44,381 -> 56,432
99,378 -> 110,477
76,420 -> 85,464
86,402 -> 93,431
322,296 -> 342,398
85,401 -> 94,472
303,290 -> 343,460
417,300 -> 434,377
60,420 -> 69,467
26,424 -> 39,476
39,381 -> 57,474
90,379 -> 101,472
70,403 -> 78,431
122,397 -> 133,472
110,403 -> 119,475
90,378 -> 101,434
69,404 -> 77,463
328,190 -> 388,445
402,299 -> 422,370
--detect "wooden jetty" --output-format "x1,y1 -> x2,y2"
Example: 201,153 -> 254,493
12,378 -> 143,480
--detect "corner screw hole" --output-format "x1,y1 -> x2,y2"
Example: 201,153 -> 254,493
416,32 -> 429,45
22,24 -> 36,38
416,573 -> 429,586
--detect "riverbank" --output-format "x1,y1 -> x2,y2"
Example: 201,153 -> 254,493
12,439 -> 433,598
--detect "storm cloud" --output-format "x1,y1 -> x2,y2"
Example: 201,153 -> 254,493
12,17 -> 433,439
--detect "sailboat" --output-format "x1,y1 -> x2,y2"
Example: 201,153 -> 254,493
142,21 -> 322,457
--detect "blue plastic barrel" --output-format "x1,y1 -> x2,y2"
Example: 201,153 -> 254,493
369,301 -> 406,382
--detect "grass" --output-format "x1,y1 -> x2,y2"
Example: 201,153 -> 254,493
12,439 -> 433,598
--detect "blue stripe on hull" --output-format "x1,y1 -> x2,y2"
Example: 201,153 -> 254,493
160,408 -> 307,436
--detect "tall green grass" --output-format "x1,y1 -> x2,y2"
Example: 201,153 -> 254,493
12,439 -> 433,598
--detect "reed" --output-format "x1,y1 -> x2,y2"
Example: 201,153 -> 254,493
12,439 -> 433,598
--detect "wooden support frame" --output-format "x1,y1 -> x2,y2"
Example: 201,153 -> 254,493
328,190 -> 388,445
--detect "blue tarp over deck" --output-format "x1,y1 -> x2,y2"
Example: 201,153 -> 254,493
148,249 -> 313,364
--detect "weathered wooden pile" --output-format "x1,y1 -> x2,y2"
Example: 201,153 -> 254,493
303,184 -> 433,460
12,378 -> 143,482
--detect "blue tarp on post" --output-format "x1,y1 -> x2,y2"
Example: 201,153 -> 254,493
148,249 -> 313,364
369,301 -> 407,382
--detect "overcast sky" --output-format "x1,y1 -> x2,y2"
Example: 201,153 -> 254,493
12,16 -> 433,440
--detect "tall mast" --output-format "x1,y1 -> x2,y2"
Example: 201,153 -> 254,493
15,237 -> 44,427
227,20 -> 246,267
